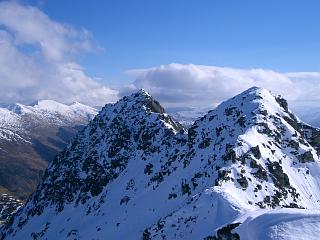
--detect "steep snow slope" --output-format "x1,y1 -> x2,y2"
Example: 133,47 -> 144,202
3,88 -> 320,239
235,208 -> 320,240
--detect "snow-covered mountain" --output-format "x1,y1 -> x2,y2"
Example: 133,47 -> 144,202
0,100 -> 96,143
0,100 -> 97,200
3,87 -> 320,239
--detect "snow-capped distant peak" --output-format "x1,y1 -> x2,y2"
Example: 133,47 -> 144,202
30,99 -> 94,113
0,100 -> 98,143
6,99 -> 97,117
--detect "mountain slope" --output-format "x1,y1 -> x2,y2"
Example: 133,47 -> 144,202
0,100 -> 97,200
0,187 -> 23,226
3,88 -> 320,239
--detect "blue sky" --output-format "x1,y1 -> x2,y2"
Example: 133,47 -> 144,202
0,0 -> 319,108
23,0 -> 320,85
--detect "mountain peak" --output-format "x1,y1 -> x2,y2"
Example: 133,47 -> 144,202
136,88 -> 151,97
128,89 -> 151,101
237,86 -> 288,112
188,86 -> 319,209
240,85 -> 263,94
210,86 -> 288,123
119,89 -> 165,114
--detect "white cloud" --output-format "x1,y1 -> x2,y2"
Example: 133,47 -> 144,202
0,1 -> 117,106
125,63 -> 318,108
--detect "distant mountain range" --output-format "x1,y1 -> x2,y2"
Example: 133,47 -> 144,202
0,100 -> 97,223
167,107 -> 208,127
291,105 -> 320,128
3,88 -> 320,239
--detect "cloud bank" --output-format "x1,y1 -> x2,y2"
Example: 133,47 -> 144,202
0,1 -> 117,106
125,63 -> 318,108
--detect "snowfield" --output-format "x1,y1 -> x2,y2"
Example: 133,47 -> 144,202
236,209 -> 320,240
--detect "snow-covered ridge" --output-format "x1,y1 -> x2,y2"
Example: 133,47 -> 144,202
6,100 -> 96,121
0,100 -> 97,142
3,87 -> 320,239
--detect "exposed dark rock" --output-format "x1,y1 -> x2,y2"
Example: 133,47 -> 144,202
204,223 -> 241,240
298,151 -> 315,163
275,96 -> 288,112
251,146 -> 261,159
